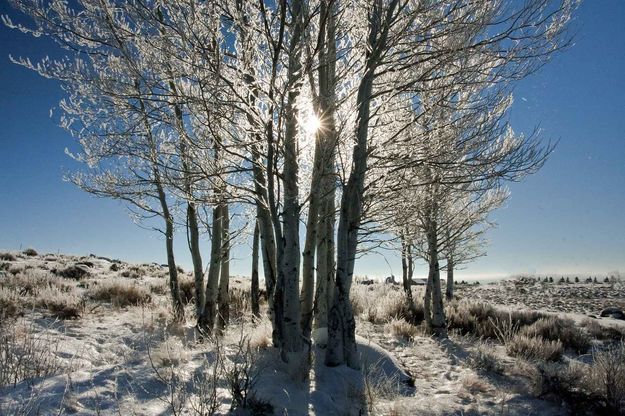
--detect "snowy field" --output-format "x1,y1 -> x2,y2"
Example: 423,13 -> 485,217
1,250 -> 624,415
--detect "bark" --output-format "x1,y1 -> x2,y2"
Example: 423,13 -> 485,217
279,0 -> 306,357
314,187 -> 336,330
159,184 -> 185,323
326,0 -> 400,369
251,219 -> 261,318
427,208 -> 447,336
198,204 -> 222,335
217,203 -> 230,333
234,0 -> 279,340
401,236 -> 418,322
161,28 -> 205,320
137,86 -> 184,322
300,180 -> 319,340
252,140 -> 278,342
446,253 -> 454,301
312,0 -> 337,332
424,263 -> 433,328
187,203 -> 204,318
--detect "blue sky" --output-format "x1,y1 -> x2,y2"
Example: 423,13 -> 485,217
0,1 -> 623,279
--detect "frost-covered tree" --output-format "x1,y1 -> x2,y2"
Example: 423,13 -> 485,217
5,0 -> 578,371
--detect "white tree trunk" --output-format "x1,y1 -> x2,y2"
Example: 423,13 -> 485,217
199,204 -> 222,335
446,254 -> 454,301
427,212 -> 447,336
280,0 -> 306,358
401,236 -> 418,322
251,219 -> 260,318
217,203 -> 230,334
326,0 -> 400,369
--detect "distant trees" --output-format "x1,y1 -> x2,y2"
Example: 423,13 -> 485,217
6,0 -> 577,371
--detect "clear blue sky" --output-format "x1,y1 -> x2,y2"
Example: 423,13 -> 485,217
0,1 -> 623,279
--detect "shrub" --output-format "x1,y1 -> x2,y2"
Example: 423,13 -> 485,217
581,318 -> 624,341
120,265 -> 146,279
468,342 -> 504,374
229,287 -> 252,322
0,320 -> 62,387
520,316 -> 590,353
150,337 -> 189,368
89,282 -> 151,307
150,282 -> 169,296
179,278 -> 195,304
588,343 -> 625,413
533,361 -> 585,401
0,288 -> 21,319
22,248 -> 38,257
45,300 -> 82,320
351,284 -> 414,324
385,318 -> 418,341
507,334 -> 563,362
446,301 -> 547,341
362,358 -> 402,415
223,333 -> 263,412
55,264 -> 90,280
461,374 -> 492,394
0,252 -> 16,261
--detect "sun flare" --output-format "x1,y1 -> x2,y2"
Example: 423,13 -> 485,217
303,113 -> 321,134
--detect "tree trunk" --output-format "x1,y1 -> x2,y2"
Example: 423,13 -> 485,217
424,263 -> 433,328
198,204 -> 222,335
401,236 -> 418,322
446,254 -> 454,301
234,0 -> 279,343
314,188 -> 336,330
217,203 -> 230,333
313,0 -> 338,333
162,195 -> 185,323
279,0 -> 306,359
137,84 -> 184,323
427,213 -> 447,336
251,219 -> 260,318
187,202 -> 204,318
300,197 -> 318,342
326,0 -> 399,369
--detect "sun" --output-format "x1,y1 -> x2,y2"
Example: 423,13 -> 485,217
303,112 -> 321,134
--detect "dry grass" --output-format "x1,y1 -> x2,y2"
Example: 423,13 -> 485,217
468,341 -> 504,374
461,374 -> 493,394
519,316 -> 590,353
0,270 -> 79,319
230,287 -> 252,322
150,337 -> 189,368
179,278 -> 196,304
22,248 -> 38,257
385,318 -> 418,341
587,343 -> 625,413
581,318 -> 624,341
248,317 -> 272,350
351,284 -> 419,324
0,287 -> 22,319
1,269 -> 73,294
447,300 -> 548,341
506,334 -> 563,362
120,265 -> 147,279
55,264 -> 90,280
89,281 -> 151,307
0,252 -> 17,261
362,358 -> 402,415
0,319 -> 63,387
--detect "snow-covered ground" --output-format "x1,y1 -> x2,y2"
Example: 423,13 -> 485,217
1,250 -> 623,415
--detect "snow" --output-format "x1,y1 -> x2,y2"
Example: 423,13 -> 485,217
0,252 -> 608,415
